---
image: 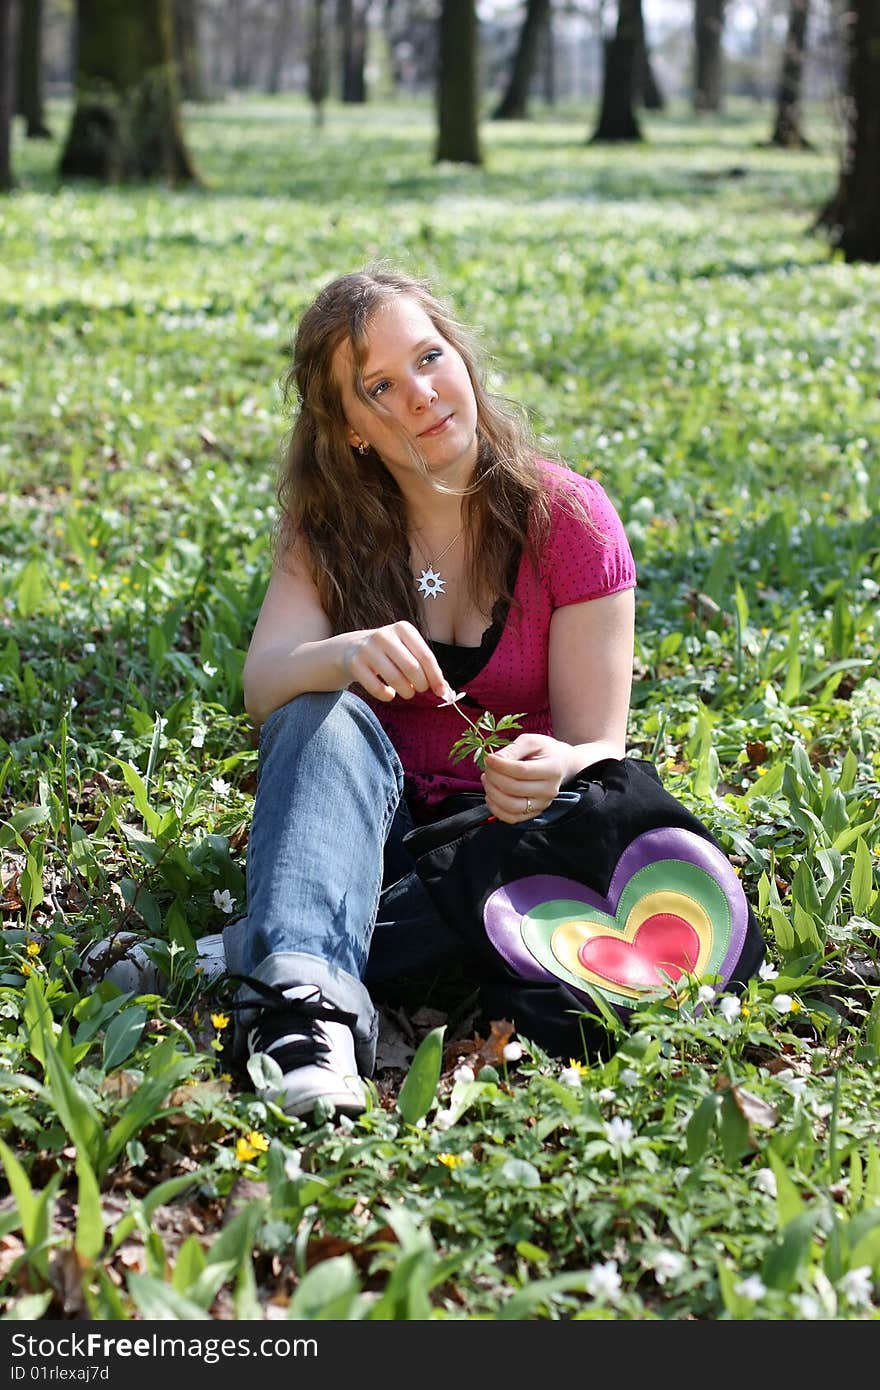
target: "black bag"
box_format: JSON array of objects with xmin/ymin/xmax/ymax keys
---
[{"xmin": 403, "ymin": 757, "xmax": 766, "ymax": 1061}]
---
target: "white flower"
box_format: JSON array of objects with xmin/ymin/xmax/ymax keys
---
[
  {"xmin": 839, "ymin": 1267, "xmax": 873, "ymax": 1307},
  {"xmin": 791, "ymin": 1292, "xmax": 821, "ymax": 1319},
  {"xmin": 191, "ymin": 728, "xmax": 206, "ymax": 748},
  {"xmin": 604, "ymin": 1116, "xmax": 635, "ymax": 1150},
  {"xmin": 213, "ymin": 888, "xmax": 235, "ymax": 914},
  {"xmin": 754, "ymin": 1167, "xmax": 777, "ymax": 1196},
  {"xmin": 782, "ymin": 1075, "xmax": 808, "ymax": 1097},
  {"xmin": 772, "ymin": 993, "xmax": 795, "ymax": 1012},
  {"xmin": 283, "ymin": 1150, "xmax": 303, "ymax": 1179},
  {"xmin": 584, "ymin": 1259, "xmax": 622, "ymax": 1303},
  {"xmin": 202, "ymin": 662, "xmax": 218, "ymax": 678},
  {"xmin": 697, "ymin": 984, "xmax": 716, "ymax": 1004},
  {"xmin": 759, "ymin": 961, "xmax": 779, "ymax": 981},
  {"xmin": 109, "ymin": 729, "xmax": 124, "ymax": 744},
  {"xmin": 597, "ymin": 1087, "xmax": 616, "ymax": 1103},
  {"xmin": 83, "ymin": 641, "xmax": 97, "ymax": 654},
  {"xmin": 503, "ymin": 1041, "xmax": 524, "ymax": 1062},
  {"xmin": 437, "ymin": 687, "xmax": 466, "ymax": 707},
  {"xmin": 735, "ymin": 1275, "xmax": 767, "ymax": 1302},
  {"xmin": 559, "ymin": 1065, "xmax": 583, "ymax": 1087},
  {"xmin": 620, "ymin": 1067, "xmax": 639, "ymax": 1086},
  {"xmin": 453, "ymin": 1064, "xmax": 475, "ymax": 1085},
  {"xmin": 718, "ymin": 995, "xmax": 742, "ymax": 1022},
  {"xmin": 652, "ymin": 1250, "xmax": 686, "ymax": 1285},
  {"xmin": 434, "ymin": 1109, "xmax": 456, "ymax": 1131},
  {"xmin": 210, "ymin": 776, "xmax": 231, "ymax": 796}
]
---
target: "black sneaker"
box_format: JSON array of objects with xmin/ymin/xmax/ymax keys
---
[{"xmin": 235, "ymin": 977, "xmax": 366, "ymax": 1120}]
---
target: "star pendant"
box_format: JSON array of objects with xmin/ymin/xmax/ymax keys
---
[{"xmin": 416, "ymin": 567, "xmax": 447, "ymax": 599}]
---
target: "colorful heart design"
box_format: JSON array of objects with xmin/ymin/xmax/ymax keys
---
[{"xmin": 482, "ymin": 827, "xmax": 748, "ymax": 1010}]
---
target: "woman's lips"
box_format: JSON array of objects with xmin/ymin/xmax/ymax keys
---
[{"xmin": 419, "ymin": 413, "xmax": 452, "ymax": 437}]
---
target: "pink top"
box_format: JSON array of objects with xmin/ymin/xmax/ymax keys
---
[{"xmin": 359, "ymin": 461, "xmax": 637, "ymax": 815}]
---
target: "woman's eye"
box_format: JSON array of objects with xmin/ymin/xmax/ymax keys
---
[
  {"xmin": 421, "ymin": 349, "xmax": 442, "ymax": 365},
  {"xmin": 369, "ymin": 380, "xmax": 390, "ymax": 399}
]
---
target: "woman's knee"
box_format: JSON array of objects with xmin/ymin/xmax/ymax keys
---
[{"xmin": 259, "ymin": 691, "xmax": 402, "ymax": 783}]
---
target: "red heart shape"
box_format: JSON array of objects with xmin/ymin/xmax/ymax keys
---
[{"xmin": 577, "ymin": 913, "xmax": 700, "ymax": 990}]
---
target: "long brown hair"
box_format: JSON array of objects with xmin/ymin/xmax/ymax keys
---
[{"xmin": 276, "ymin": 265, "xmax": 553, "ymax": 633}]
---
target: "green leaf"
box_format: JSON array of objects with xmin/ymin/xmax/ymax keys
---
[
  {"xmin": 768, "ymin": 1148, "xmax": 805, "ymax": 1226},
  {"xmin": 127, "ymin": 1273, "xmax": 213, "ymax": 1320},
  {"xmin": 397, "ymin": 1025, "xmax": 445, "ymax": 1127},
  {"xmin": 116, "ymin": 760, "xmax": 163, "ymax": 836},
  {"xmin": 16, "ymin": 559, "xmax": 47, "ymax": 618},
  {"xmin": 850, "ymin": 838, "xmax": 876, "ymax": 917},
  {"xmin": 171, "ymin": 1235, "xmax": 207, "ymax": 1293},
  {"xmin": 102, "ymin": 1005, "xmax": 148, "ymax": 1072},
  {"xmin": 686, "ymin": 1093, "xmax": 719, "ymax": 1164},
  {"xmin": 288, "ymin": 1255, "xmax": 363, "ymax": 1320},
  {"xmin": 0, "ymin": 1139, "xmax": 36, "ymax": 1241},
  {"xmin": 74, "ymin": 1153, "xmax": 105, "ymax": 1263},
  {"xmin": 719, "ymin": 1089, "xmax": 753, "ymax": 1166},
  {"xmin": 761, "ymin": 1210, "xmax": 820, "ymax": 1291},
  {"xmin": 499, "ymin": 1270, "xmax": 595, "ymax": 1319},
  {"xmin": 1, "ymin": 1292, "xmax": 54, "ymax": 1321}
]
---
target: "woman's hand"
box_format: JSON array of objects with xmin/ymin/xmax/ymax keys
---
[
  {"xmin": 342, "ymin": 621, "xmax": 448, "ymax": 703},
  {"xmin": 481, "ymin": 733, "xmax": 572, "ymax": 824}
]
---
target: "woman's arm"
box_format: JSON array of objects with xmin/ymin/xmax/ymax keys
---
[
  {"xmin": 243, "ymin": 551, "xmax": 448, "ymax": 728},
  {"xmin": 481, "ymin": 588, "xmax": 635, "ymax": 821}
]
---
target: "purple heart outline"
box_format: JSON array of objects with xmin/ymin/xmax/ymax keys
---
[{"xmin": 483, "ymin": 827, "xmax": 749, "ymax": 997}]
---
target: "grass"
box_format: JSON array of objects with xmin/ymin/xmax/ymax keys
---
[{"xmin": 0, "ymin": 93, "xmax": 879, "ymax": 1322}]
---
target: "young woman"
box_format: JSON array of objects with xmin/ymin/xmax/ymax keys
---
[{"xmin": 217, "ymin": 265, "xmax": 637, "ymax": 1118}]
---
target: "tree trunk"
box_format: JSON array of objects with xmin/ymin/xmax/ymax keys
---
[
  {"xmin": 694, "ymin": 0, "xmax": 725, "ymax": 112},
  {"xmin": 822, "ymin": 0, "xmax": 880, "ymax": 262},
  {"xmin": 266, "ymin": 0, "xmax": 293, "ymax": 94},
  {"xmin": 590, "ymin": 0, "xmax": 643, "ymax": 142},
  {"xmin": 435, "ymin": 0, "xmax": 482, "ymax": 164},
  {"xmin": 0, "ymin": 0, "xmax": 14, "ymax": 190},
  {"xmin": 173, "ymin": 0, "xmax": 204, "ymax": 102},
  {"xmin": 638, "ymin": 10, "xmax": 665, "ymax": 111},
  {"xmin": 492, "ymin": 0, "xmax": 550, "ymax": 120},
  {"xmin": 338, "ymin": 0, "xmax": 367, "ymax": 102},
  {"xmin": 770, "ymin": 0, "xmax": 812, "ymax": 148},
  {"xmin": 59, "ymin": 0, "xmax": 198, "ymax": 182},
  {"xmin": 17, "ymin": 0, "xmax": 51, "ymax": 137},
  {"xmin": 309, "ymin": 0, "xmax": 329, "ymax": 126}
]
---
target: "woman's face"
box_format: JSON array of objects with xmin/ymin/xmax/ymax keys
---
[{"xmin": 332, "ymin": 295, "xmax": 479, "ymax": 488}]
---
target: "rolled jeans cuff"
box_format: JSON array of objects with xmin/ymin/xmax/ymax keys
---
[{"xmin": 228, "ymin": 941, "xmax": 378, "ymax": 1077}]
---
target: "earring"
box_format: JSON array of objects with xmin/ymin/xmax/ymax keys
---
[{"xmin": 356, "ymin": 440, "xmax": 369, "ymax": 455}]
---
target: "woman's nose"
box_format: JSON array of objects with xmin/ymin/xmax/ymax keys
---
[{"xmin": 409, "ymin": 376, "xmax": 438, "ymax": 411}]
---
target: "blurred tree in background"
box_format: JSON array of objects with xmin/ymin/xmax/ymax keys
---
[{"xmin": 58, "ymin": 0, "xmax": 198, "ymax": 181}]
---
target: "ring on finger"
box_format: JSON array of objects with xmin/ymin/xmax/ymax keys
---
[{"xmin": 524, "ymin": 798, "xmax": 533, "ymax": 815}]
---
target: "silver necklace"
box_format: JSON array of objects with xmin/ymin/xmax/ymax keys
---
[{"xmin": 412, "ymin": 527, "xmax": 463, "ymax": 599}]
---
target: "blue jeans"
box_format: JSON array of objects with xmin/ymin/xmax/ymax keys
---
[{"xmin": 223, "ymin": 691, "xmax": 465, "ymax": 1075}]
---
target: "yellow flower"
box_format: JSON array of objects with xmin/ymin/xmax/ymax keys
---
[
  {"xmin": 567, "ymin": 1058, "xmax": 589, "ymax": 1076},
  {"xmin": 26, "ymin": 941, "xmax": 41, "ymax": 957},
  {"xmin": 438, "ymin": 1152, "xmax": 463, "ymax": 1169},
  {"xmin": 121, "ymin": 575, "xmax": 130, "ymax": 585},
  {"xmin": 20, "ymin": 962, "xmax": 34, "ymax": 977},
  {"xmin": 58, "ymin": 580, "xmax": 71, "ymax": 591},
  {"xmin": 210, "ymin": 1012, "xmax": 230, "ymax": 1031},
  {"xmin": 790, "ymin": 1000, "xmax": 802, "ymax": 1013},
  {"xmin": 236, "ymin": 1137, "xmax": 259, "ymax": 1162},
  {"xmin": 246, "ymin": 1130, "xmax": 269, "ymax": 1153},
  {"xmin": 89, "ymin": 537, "xmax": 99, "ymax": 547}
]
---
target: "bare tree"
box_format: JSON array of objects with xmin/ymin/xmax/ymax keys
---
[
  {"xmin": 0, "ymin": 0, "xmax": 14, "ymax": 189},
  {"xmin": 309, "ymin": 0, "xmax": 329, "ymax": 125},
  {"xmin": 492, "ymin": 0, "xmax": 551, "ymax": 120},
  {"xmin": 173, "ymin": 0, "xmax": 205, "ymax": 101},
  {"xmin": 17, "ymin": 0, "xmax": 52, "ymax": 137},
  {"xmin": 59, "ymin": 0, "xmax": 198, "ymax": 183},
  {"xmin": 770, "ymin": 0, "xmax": 812, "ymax": 147},
  {"xmin": 436, "ymin": 0, "xmax": 482, "ymax": 163},
  {"xmin": 820, "ymin": 0, "xmax": 880, "ymax": 261},
  {"xmin": 590, "ymin": 0, "xmax": 643, "ymax": 142},
  {"xmin": 266, "ymin": 0, "xmax": 294, "ymax": 94},
  {"xmin": 338, "ymin": 0, "xmax": 368, "ymax": 101},
  {"xmin": 694, "ymin": 0, "xmax": 725, "ymax": 112}
]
